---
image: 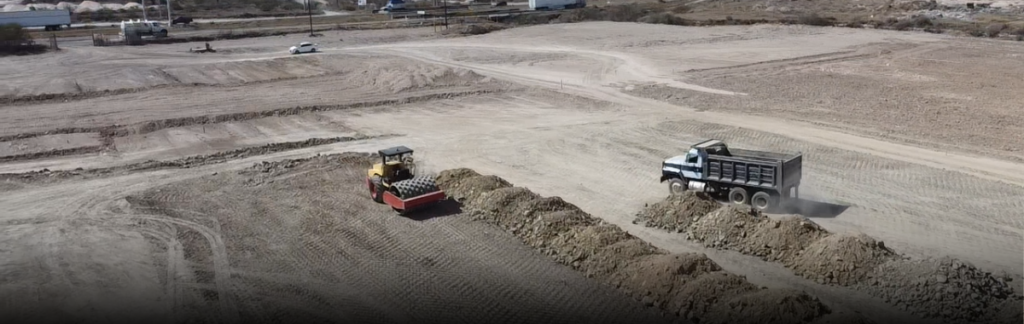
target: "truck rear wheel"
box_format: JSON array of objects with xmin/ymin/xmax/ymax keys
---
[
  {"xmin": 667, "ymin": 178, "xmax": 687, "ymax": 195},
  {"xmin": 728, "ymin": 187, "xmax": 748, "ymax": 205},
  {"xmin": 751, "ymin": 191, "xmax": 774, "ymax": 211}
]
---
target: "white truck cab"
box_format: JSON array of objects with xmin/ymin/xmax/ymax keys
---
[
  {"xmin": 119, "ymin": 19, "xmax": 169, "ymax": 38},
  {"xmin": 381, "ymin": 0, "xmax": 407, "ymax": 11}
]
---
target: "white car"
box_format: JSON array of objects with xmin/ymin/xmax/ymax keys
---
[{"xmin": 289, "ymin": 42, "xmax": 319, "ymax": 54}]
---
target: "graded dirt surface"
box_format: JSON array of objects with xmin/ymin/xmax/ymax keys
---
[
  {"xmin": 1, "ymin": 154, "xmax": 677, "ymax": 324},
  {"xmin": 2, "ymin": 21, "xmax": 1024, "ymax": 324}
]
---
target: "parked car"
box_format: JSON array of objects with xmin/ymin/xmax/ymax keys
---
[
  {"xmin": 289, "ymin": 42, "xmax": 319, "ymax": 54},
  {"xmin": 171, "ymin": 16, "xmax": 194, "ymax": 26}
]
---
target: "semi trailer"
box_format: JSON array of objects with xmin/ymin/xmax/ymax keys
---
[
  {"xmin": 660, "ymin": 139, "xmax": 803, "ymax": 211},
  {"xmin": 0, "ymin": 10, "xmax": 72, "ymax": 31}
]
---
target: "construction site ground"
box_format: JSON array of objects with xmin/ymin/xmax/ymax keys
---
[{"xmin": 1, "ymin": 23, "xmax": 1023, "ymax": 323}]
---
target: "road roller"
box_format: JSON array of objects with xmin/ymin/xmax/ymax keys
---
[{"xmin": 365, "ymin": 146, "xmax": 446, "ymax": 215}]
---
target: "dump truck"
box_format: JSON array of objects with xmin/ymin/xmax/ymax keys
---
[
  {"xmin": 0, "ymin": 10, "xmax": 72, "ymax": 31},
  {"xmin": 366, "ymin": 146, "xmax": 447, "ymax": 215},
  {"xmin": 660, "ymin": 139, "xmax": 803, "ymax": 211}
]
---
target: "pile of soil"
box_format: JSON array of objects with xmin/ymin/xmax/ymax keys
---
[
  {"xmin": 744, "ymin": 216, "xmax": 830, "ymax": 265},
  {"xmin": 703, "ymin": 289, "xmax": 830, "ymax": 324},
  {"xmin": 437, "ymin": 169, "xmax": 840, "ymax": 324},
  {"xmin": 633, "ymin": 192, "xmax": 720, "ymax": 233},
  {"xmin": 528, "ymin": 210, "xmax": 599, "ymax": 252},
  {"xmin": 443, "ymin": 174, "xmax": 513, "ymax": 202},
  {"xmin": 632, "ymin": 194, "xmax": 1023, "ymax": 323},
  {"xmin": 982, "ymin": 298, "xmax": 1024, "ymax": 324},
  {"xmin": 435, "ymin": 168, "xmax": 482, "ymax": 192},
  {"xmin": 670, "ymin": 272, "xmax": 762, "ymax": 321},
  {"xmin": 858, "ymin": 257, "xmax": 1023, "ymax": 323},
  {"xmin": 790, "ymin": 234, "xmax": 895, "ymax": 286},
  {"xmin": 687, "ymin": 206, "xmax": 764, "ymax": 250}
]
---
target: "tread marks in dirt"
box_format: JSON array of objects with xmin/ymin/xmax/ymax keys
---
[
  {"xmin": 123, "ymin": 154, "xmax": 669, "ymax": 324},
  {"xmin": 436, "ymin": 168, "xmax": 840, "ymax": 324},
  {"xmin": 0, "ymin": 88, "xmax": 504, "ymax": 144},
  {"xmin": 0, "ymin": 135, "xmax": 388, "ymax": 185},
  {"xmin": 130, "ymin": 213, "xmax": 242, "ymax": 323}
]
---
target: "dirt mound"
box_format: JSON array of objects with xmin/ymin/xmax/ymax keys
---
[
  {"xmin": 790, "ymin": 234, "xmax": 895, "ymax": 286},
  {"xmin": 527, "ymin": 209, "xmax": 600, "ymax": 258},
  {"xmin": 435, "ymin": 168, "xmax": 481, "ymax": 191},
  {"xmin": 613, "ymin": 253, "xmax": 725, "ymax": 308},
  {"xmin": 670, "ymin": 272, "xmax": 762, "ymax": 321},
  {"xmin": 687, "ymin": 206, "xmax": 765, "ymax": 249},
  {"xmin": 634, "ymin": 192, "xmax": 720, "ymax": 233},
  {"xmin": 859, "ymin": 257, "xmax": 1022, "ymax": 322},
  {"xmin": 530, "ymin": 210, "xmax": 599, "ymax": 242},
  {"xmin": 983, "ymin": 298, "xmax": 1024, "ymax": 324},
  {"xmin": 808, "ymin": 312, "xmax": 879, "ymax": 324},
  {"xmin": 441, "ymin": 174, "xmax": 512, "ymax": 202},
  {"xmin": 577, "ymin": 233, "xmax": 655, "ymax": 278},
  {"xmin": 373, "ymin": 66, "xmax": 490, "ymax": 93},
  {"xmin": 744, "ymin": 216, "xmax": 831, "ymax": 265},
  {"xmin": 703, "ymin": 289, "xmax": 831, "ymax": 324},
  {"xmin": 446, "ymin": 168, "xmax": 835, "ymax": 324},
  {"xmin": 469, "ymin": 186, "xmax": 543, "ymax": 229}
]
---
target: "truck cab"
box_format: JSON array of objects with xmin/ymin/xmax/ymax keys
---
[
  {"xmin": 381, "ymin": 0, "xmax": 407, "ymax": 12},
  {"xmin": 661, "ymin": 140, "xmax": 732, "ymax": 182}
]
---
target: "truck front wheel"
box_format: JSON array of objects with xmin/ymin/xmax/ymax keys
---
[
  {"xmin": 751, "ymin": 191, "xmax": 775, "ymax": 211},
  {"xmin": 728, "ymin": 187, "xmax": 748, "ymax": 206},
  {"xmin": 667, "ymin": 178, "xmax": 687, "ymax": 195}
]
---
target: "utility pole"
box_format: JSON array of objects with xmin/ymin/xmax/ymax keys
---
[
  {"xmin": 142, "ymin": 0, "xmax": 148, "ymax": 21},
  {"xmin": 442, "ymin": 0, "xmax": 448, "ymax": 29},
  {"xmin": 307, "ymin": 0, "xmax": 314, "ymax": 36},
  {"xmin": 166, "ymin": 0, "xmax": 172, "ymax": 26}
]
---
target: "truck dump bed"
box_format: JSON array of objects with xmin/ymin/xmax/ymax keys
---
[{"xmin": 705, "ymin": 147, "xmax": 802, "ymax": 191}]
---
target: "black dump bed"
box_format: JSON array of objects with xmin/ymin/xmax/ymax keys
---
[{"xmin": 703, "ymin": 146, "xmax": 802, "ymax": 191}]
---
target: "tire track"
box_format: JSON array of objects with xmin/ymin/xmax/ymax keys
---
[
  {"xmin": 120, "ymin": 154, "xmax": 675, "ymax": 324},
  {"xmin": 355, "ymin": 42, "xmax": 1024, "ymax": 188},
  {"xmin": 0, "ymin": 88, "xmax": 504, "ymax": 143},
  {"xmin": 126, "ymin": 213, "xmax": 241, "ymax": 323}
]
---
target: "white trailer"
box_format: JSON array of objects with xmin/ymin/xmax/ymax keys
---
[
  {"xmin": 529, "ymin": 0, "xmax": 584, "ymax": 10},
  {"xmin": 0, "ymin": 10, "xmax": 72, "ymax": 31}
]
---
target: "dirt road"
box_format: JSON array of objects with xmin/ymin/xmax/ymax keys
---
[{"xmin": 1, "ymin": 22, "xmax": 1022, "ymax": 323}]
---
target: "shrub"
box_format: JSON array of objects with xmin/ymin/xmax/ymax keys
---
[
  {"xmin": 985, "ymin": 23, "xmax": 1005, "ymax": 37},
  {"xmin": 0, "ymin": 24, "xmax": 45, "ymax": 55},
  {"xmin": 638, "ymin": 12, "xmax": 689, "ymax": 26},
  {"xmin": 797, "ymin": 13, "xmax": 834, "ymax": 27}
]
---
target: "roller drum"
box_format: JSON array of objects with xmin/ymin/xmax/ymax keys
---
[{"xmin": 391, "ymin": 175, "xmax": 441, "ymax": 199}]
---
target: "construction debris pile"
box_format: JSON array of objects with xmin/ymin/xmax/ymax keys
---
[
  {"xmin": 634, "ymin": 194, "xmax": 1024, "ymax": 324},
  {"xmin": 436, "ymin": 168, "xmax": 863, "ymax": 324}
]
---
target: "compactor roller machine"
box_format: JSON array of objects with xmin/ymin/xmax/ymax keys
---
[{"xmin": 366, "ymin": 146, "xmax": 446, "ymax": 215}]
